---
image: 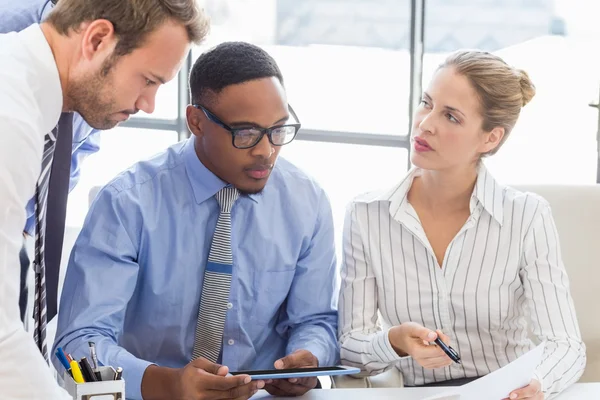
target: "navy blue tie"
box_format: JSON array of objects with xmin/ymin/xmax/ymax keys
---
[{"xmin": 44, "ymin": 112, "xmax": 73, "ymax": 321}]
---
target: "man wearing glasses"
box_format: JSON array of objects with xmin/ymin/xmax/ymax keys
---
[{"xmin": 53, "ymin": 42, "xmax": 339, "ymax": 400}]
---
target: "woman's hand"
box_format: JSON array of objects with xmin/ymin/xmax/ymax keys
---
[
  {"xmin": 505, "ymin": 379, "xmax": 543, "ymax": 399},
  {"xmin": 388, "ymin": 322, "xmax": 453, "ymax": 369}
]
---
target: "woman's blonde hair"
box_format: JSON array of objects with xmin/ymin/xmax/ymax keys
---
[{"xmin": 439, "ymin": 50, "xmax": 536, "ymax": 156}]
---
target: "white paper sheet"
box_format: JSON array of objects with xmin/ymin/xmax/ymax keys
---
[{"xmin": 423, "ymin": 342, "xmax": 545, "ymax": 400}]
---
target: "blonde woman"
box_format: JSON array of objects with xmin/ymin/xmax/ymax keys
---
[{"xmin": 338, "ymin": 51, "xmax": 586, "ymax": 400}]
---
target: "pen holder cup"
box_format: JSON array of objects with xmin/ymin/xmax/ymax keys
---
[{"xmin": 63, "ymin": 366, "xmax": 125, "ymax": 400}]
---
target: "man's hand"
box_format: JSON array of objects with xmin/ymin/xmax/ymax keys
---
[
  {"xmin": 505, "ymin": 379, "xmax": 543, "ymax": 400},
  {"xmin": 264, "ymin": 350, "xmax": 319, "ymax": 397},
  {"xmin": 388, "ymin": 322, "xmax": 454, "ymax": 369},
  {"xmin": 141, "ymin": 357, "xmax": 264, "ymax": 400}
]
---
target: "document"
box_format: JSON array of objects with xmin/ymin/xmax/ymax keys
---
[{"xmin": 424, "ymin": 342, "xmax": 545, "ymax": 400}]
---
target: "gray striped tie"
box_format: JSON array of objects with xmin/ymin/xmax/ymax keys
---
[
  {"xmin": 192, "ymin": 186, "xmax": 240, "ymax": 362},
  {"xmin": 33, "ymin": 131, "xmax": 57, "ymax": 363},
  {"xmin": 33, "ymin": 113, "xmax": 72, "ymax": 362}
]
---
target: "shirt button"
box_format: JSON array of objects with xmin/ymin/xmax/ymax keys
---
[
  {"xmin": 227, "ymin": 302, "xmax": 233, "ymax": 309},
  {"xmin": 228, "ymin": 339, "xmax": 235, "ymax": 345}
]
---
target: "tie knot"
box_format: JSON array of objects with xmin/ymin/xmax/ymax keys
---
[{"xmin": 215, "ymin": 186, "xmax": 239, "ymax": 213}]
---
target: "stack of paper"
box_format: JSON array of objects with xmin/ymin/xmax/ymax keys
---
[{"xmin": 424, "ymin": 342, "xmax": 545, "ymax": 400}]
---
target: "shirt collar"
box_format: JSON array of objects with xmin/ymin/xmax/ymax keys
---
[
  {"xmin": 183, "ymin": 136, "xmax": 260, "ymax": 204},
  {"xmin": 472, "ymin": 163, "xmax": 505, "ymax": 225},
  {"xmin": 382, "ymin": 168, "xmax": 417, "ymax": 222},
  {"xmin": 380, "ymin": 163, "xmax": 504, "ymax": 225}
]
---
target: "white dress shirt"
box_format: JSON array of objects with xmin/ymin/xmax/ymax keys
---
[
  {"xmin": 0, "ymin": 24, "xmax": 70, "ymax": 399},
  {"xmin": 338, "ymin": 165, "xmax": 586, "ymax": 399}
]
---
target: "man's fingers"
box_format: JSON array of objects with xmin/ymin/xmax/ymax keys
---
[
  {"xmin": 275, "ymin": 350, "xmax": 315, "ymax": 369},
  {"xmin": 232, "ymin": 391, "xmax": 259, "ymax": 400},
  {"xmin": 264, "ymin": 379, "xmax": 312, "ymax": 396},
  {"xmin": 275, "ymin": 350, "xmax": 301, "ymax": 369},
  {"xmin": 264, "ymin": 380, "xmax": 296, "ymax": 397},
  {"xmin": 190, "ymin": 357, "xmax": 224, "ymax": 375},
  {"xmin": 206, "ymin": 380, "xmax": 264, "ymax": 400},
  {"xmin": 232, "ymin": 394, "xmax": 256, "ymax": 400},
  {"xmin": 267, "ymin": 379, "xmax": 296, "ymax": 393},
  {"xmin": 264, "ymin": 383, "xmax": 288, "ymax": 397},
  {"xmin": 223, "ymin": 381, "xmax": 264, "ymax": 400},
  {"xmin": 291, "ymin": 377, "xmax": 318, "ymax": 389},
  {"xmin": 204, "ymin": 383, "xmax": 256, "ymax": 400},
  {"xmin": 197, "ymin": 370, "xmax": 252, "ymax": 391}
]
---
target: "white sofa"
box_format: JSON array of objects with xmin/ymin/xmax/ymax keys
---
[
  {"xmin": 512, "ymin": 184, "xmax": 600, "ymax": 383},
  {"xmin": 333, "ymin": 184, "xmax": 600, "ymax": 388}
]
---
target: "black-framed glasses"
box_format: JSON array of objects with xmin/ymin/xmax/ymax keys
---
[{"xmin": 193, "ymin": 104, "xmax": 301, "ymax": 149}]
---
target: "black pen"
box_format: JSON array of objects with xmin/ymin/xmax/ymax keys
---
[
  {"xmin": 434, "ymin": 337, "xmax": 461, "ymax": 364},
  {"xmin": 80, "ymin": 357, "xmax": 98, "ymax": 382}
]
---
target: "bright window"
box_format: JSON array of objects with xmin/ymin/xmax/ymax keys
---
[{"xmin": 66, "ymin": 0, "xmax": 600, "ymax": 231}]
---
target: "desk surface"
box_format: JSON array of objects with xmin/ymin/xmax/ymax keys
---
[{"xmin": 254, "ymin": 383, "xmax": 600, "ymax": 399}]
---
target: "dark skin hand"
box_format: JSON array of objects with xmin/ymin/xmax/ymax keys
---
[
  {"xmin": 141, "ymin": 356, "xmax": 264, "ymax": 400},
  {"xmin": 263, "ymin": 350, "xmax": 319, "ymax": 397}
]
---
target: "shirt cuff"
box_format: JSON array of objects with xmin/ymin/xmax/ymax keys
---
[
  {"xmin": 119, "ymin": 356, "xmax": 153, "ymax": 400},
  {"xmin": 288, "ymin": 339, "xmax": 333, "ymax": 367},
  {"xmin": 370, "ymin": 329, "xmax": 406, "ymax": 364},
  {"xmin": 23, "ymin": 218, "xmax": 35, "ymax": 237},
  {"xmin": 533, "ymin": 370, "xmax": 545, "ymax": 393}
]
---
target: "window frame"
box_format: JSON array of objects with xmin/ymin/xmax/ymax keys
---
[
  {"xmin": 121, "ymin": 0, "xmax": 426, "ymax": 172},
  {"xmin": 120, "ymin": 0, "xmax": 600, "ymax": 183}
]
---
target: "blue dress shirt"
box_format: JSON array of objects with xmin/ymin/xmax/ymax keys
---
[
  {"xmin": 0, "ymin": 0, "xmax": 101, "ymax": 234},
  {"xmin": 53, "ymin": 137, "xmax": 339, "ymax": 400}
]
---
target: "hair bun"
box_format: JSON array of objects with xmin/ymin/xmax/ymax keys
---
[{"xmin": 517, "ymin": 69, "xmax": 536, "ymax": 107}]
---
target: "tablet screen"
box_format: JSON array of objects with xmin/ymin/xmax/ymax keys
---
[{"xmin": 230, "ymin": 366, "xmax": 347, "ymax": 376}]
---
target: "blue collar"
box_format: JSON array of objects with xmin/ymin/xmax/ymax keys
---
[{"xmin": 183, "ymin": 136, "xmax": 261, "ymax": 204}]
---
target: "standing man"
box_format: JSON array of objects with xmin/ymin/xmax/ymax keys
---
[
  {"xmin": 0, "ymin": 0, "xmax": 209, "ymax": 398},
  {"xmin": 0, "ymin": 0, "xmax": 101, "ymax": 324}
]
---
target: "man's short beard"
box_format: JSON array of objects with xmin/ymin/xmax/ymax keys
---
[{"xmin": 66, "ymin": 56, "xmax": 119, "ymax": 130}]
